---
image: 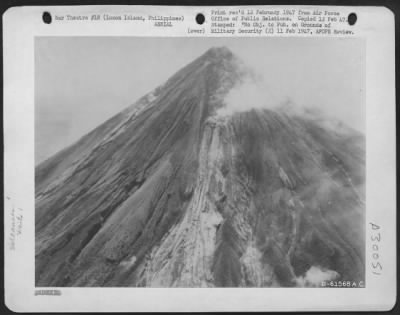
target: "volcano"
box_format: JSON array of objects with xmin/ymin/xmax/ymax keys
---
[{"xmin": 35, "ymin": 47, "xmax": 365, "ymax": 287}]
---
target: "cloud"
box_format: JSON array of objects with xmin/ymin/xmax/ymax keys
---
[
  {"xmin": 217, "ymin": 76, "xmax": 288, "ymax": 116},
  {"xmin": 214, "ymin": 59, "xmax": 364, "ymax": 136},
  {"xmin": 296, "ymin": 265, "xmax": 339, "ymax": 287}
]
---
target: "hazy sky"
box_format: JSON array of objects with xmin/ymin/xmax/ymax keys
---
[{"xmin": 35, "ymin": 37, "xmax": 365, "ymax": 164}]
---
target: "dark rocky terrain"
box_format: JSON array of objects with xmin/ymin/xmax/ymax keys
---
[{"xmin": 35, "ymin": 47, "xmax": 365, "ymax": 287}]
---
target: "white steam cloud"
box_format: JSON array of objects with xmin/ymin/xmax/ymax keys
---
[
  {"xmin": 216, "ymin": 73, "xmax": 359, "ymax": 137},
  {"xmin": 217, "ymin": 77, "xmax": 288, "ymax": 116},
  {"xmin": 296, "ymin": 265, "xmax": 339, "ymax": 287}
]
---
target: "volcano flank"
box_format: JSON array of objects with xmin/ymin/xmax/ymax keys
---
[{"xmin": 35, "ymin": 47, "xmax": 365, "ymax": 287}]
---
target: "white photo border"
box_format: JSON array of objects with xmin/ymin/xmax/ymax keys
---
[{"xmin": 3, "ymin": 5, "xmax": 396, "ymax": 312}]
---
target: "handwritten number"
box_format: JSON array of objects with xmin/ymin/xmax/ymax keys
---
[
  {"xmin": 371, "ymin": 233, "xmax": 381, "ymax": 242},
  {"xmin": 372, "ymin": 261, "xmax": 383, "ymax": 270}
]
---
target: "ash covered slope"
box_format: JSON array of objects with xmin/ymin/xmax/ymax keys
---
[{"xmin": 35, "ymin": 47, "xmax": 365, "ymax": 287}]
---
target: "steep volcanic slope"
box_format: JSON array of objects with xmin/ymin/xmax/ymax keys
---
[{"xmin": 35, "ymin": 47, "xmax": 365, "ymax": 287}]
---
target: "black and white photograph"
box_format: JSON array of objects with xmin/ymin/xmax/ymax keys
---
[
  {"xmin": 3, "ymin": 5, "xmax": 396, "ymax": 312},
  {"xmin": 35, "ymin": 37, "xmax": 366, "ymax": 288}
]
